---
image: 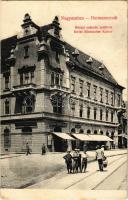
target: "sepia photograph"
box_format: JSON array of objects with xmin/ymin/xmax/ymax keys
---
[{"xmin": 0, "ymin": 1, "xmax": 127, "ymax": 200}]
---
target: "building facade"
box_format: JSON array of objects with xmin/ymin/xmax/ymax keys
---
[{"xmin": 1, "ymin": 14, "xmax": 126, "ymax": 153}]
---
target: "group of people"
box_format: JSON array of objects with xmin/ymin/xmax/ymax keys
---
[
  {"xmin": 63, "ymin": 149, "xmax": 88, "ymax": 174},
  {"xmin": 63, "ymin": 145, "xmax": 108, "ymax": 174}
]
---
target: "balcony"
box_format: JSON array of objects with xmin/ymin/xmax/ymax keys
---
[
  {"xmin": 11, "ymin": 83, "xmax": 36, "ymax": 96},
  {"xmin": 50, "ymin": 85, "xmax": 70, "ymax": 96}
]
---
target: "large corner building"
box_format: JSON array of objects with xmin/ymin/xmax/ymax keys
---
[{"xmin": 1, "ymin": 14, "xmax": 126, "ymax": 153}]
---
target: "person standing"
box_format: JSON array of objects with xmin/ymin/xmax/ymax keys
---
[
  {"xmin": 26, "ymin": 142, "xmax": 31, "ymax": 156},
  {"xmin": 42, "ymin": 144, "xmax": 46, "ymax": 155},
  {"xmin": 82, "ymin": 151, "xmax": 88, "ymax": 173},
  {"xmin": 96, "ymin": 145, "xmax": 104, "ymax": 171},
  {"xmin": 63, "ymin": 150, "xmax": 72, "ymax": 174},
  {"xmin": 77, "ymin": 149, "xmax": 82, "ymax": 173}
]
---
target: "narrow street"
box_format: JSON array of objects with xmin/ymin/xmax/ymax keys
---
[{"xmin": 27, "ymin": 154, "xmax": 127, "ymax": 190}]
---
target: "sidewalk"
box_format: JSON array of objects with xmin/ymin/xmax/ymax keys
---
[{"xmin": 0, "ymin": 149, "xmax": 127, "ymax": 159}]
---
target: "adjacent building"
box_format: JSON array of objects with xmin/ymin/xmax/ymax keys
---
[{"xmin": 1, "ymin": 14, "xmax": 126, "ymax": 153}]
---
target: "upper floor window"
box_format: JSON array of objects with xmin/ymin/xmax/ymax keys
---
[
  {"xmin": 105, "ymin": 90, "xmax": 109, "ymax": 104},
  {"xmin": 93, "ymin": 85, "xmax": 97, "ymax": 101},
  {"xmin": 87, "ymin": 82, "xmax": 91, "ymax": 98},
  {"xmin": 4, "ymin": 75, "xmax": 10, "ymax": 90},
  {"xmin": 79, "ymin": 80, "xmax": 84, "ymax": 96},
  {"xmin": 22, "ymin": 95, "xmax": 35, "ymax": 113},
  {"xmin": 111, "ymin": 111, "xmax": 114, "ymax": 122},
  {"xmin": 20, "ymin": 71, "xmax": 35, "ymax": 85},
  {"xmin": 71, "ymin": 76, "xmax": 76, "ymax": 93},
  {"xmin": 87, "ymin": 106, "xmax": 90, "ymax": 119},
  {"xmin": 111, "ymin": 92, "xmax": 114, "ymax": 106},
  {"xmin": 79, "ymin": 104, "xmax": 83, "ymax": 117},
  {"xmin": 5, "ymin": 99, "xmax": 10, "ymax": 115},
  {"xmin": 52, "ymin": 95, "xmax": 62, "ymax": 114},
  {"xmin": 100, "ymin": 109, "xmax": 103, "ymax": 121},
  {"xmin": 51, "ymin": 72, "xmax": 63, "ymax": 87},
  {"xmin": 100, "ymin": 87, "xmax": 103, "ymax": 103},
  {"xmin": 94, "ymin": 107, "xmax": 97, "ymax": 120},
  {"xmin": 55, "ymin": 52, "xmax": 60, "ymax": 63},
  {"xmin": 24, "ymin": 46, "xmax": 29, "ymax": 58},
  {"xmin": 117, "ymin": 94, "xmax": 121, "ymax": 107},
  {"xmin": 106, "ymin": 109, "xmax": 109, "ymax": 121}
]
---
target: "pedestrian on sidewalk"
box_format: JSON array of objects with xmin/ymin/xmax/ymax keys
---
[
  {"xmin": 77, "ymin": 149, "xmax": 82, "ymax": 173},
  {"xmin": 82, "ymin": 151, "xmax": 88, "ymax": 173},
  {"xmin": 72, "ymin": 149, "xmax": 79, "ymax": 173},
  {"xmin": 63, "ymin": 150, "xmax": 72, "ymax": 174},
  {"xmin": 42, "ymin": 144, "xmax": 46, "ymax": 155},
  {"xmin": 26, "ymin": 142, "xmax": 31, "ymax": 156},
  {"xmin": 96, "ymin": 145, "xmax": 104, "ymax": 171}
]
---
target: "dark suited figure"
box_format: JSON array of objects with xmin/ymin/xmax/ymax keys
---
[
  {"xmin": 96, "ymin": 145, "xmax": 104, "ymax": 171},
  {"xmin": 42, "ymin": 144, "xmax": 46, "ymax": 155},
  {"xmin": 63, "ymin": 151, "xmax": 72, "ymax": 174},
  {"xmin": 26, "ymin": 142, "xmax": 31, "ymax": 155},
  {"xmin": 82, "ymin": 151, "xmax": 88, "ymax": 172},
  {"xmin": 77, "ymin": 149, "xmax": 82, "ymax": 173}
]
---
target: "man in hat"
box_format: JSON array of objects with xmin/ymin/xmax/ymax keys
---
[
  {"xmin": 63, "ymin": 150, "xmax": 72, "ymax": 174},
  {"xmin": 72, "ymin": 149, "xmax": 79, "ymax": 173},
  {"xmin": 77, "ymin": 149, "xmax": 82, "ymax": 173}
]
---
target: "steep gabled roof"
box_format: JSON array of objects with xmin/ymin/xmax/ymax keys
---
[{"xmin": 1, "ymin": 23, "xmax": 124, "ymax": 89}]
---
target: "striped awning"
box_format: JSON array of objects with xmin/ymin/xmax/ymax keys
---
[
  {"xmin": 52, "ymin": 132, "xmax": 75, "ymax": 140},
  {"xmin": 72, "ymin": 134, "xmax": 113, "ymax": 141}
]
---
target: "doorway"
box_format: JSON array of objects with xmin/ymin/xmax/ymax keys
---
[{"xmin": 53, "ymin": 127, "xmax": 67, "ymax": 152}]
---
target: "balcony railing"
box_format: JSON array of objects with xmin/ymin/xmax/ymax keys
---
[
  {"xmin": 12, "ymin": 83, "xmax": 36, "ymax": 92},
  {"xmin": 50, "ymin": 85, "xmax": 70, "ymax": 95}
]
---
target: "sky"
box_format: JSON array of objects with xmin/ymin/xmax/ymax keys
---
[{"xmin": 1, "ymin": 1, "xmax": 127, "ymax": 100}]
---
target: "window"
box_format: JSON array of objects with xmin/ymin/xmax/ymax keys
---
[
  {"xmin": 22, "ymin": 95, "xmax": 35, "ymax": 113},
  {"xmin": 55, "ymin": 52, "xmax": 60, "ymax": 63},
  {"xmin": 87, "ymin": 82, "xmax": 91, "ymax": 98},
  {"xmin": 55, "ymin": 73, "xmax": 59, "ymax": 86},
  {"xmin": 94, "ymin": 107, "xmax": 97, "ymax": 120},
  {"xmin": 100, "ymin": 109, "xmax": 103, "ymax": 121},
  {"xmin": 5, "ymin": 99, "xmax": 10, "ymax": 114},
  {"xmin": 22, "ymin": 127, "xmax": 32, "ymax": 134},
  {"xmin": 52, "ymin": 95, "xmax": 62, "ymax": 114},
  {"xmin": 93, "ymin": 85, "xmax": 97, "ymax": 101},
  {"xmin": 71, "ymin": 76, "xmax": 75, "ymax": 93},
  {"xmin": 117, "ymin": 94, "xmax": 121, "ymax": 107},
  {"xmin": 94, "ymin": 130, "xmax": 97, "ymax": 134},
  {"xmin": 87, "ymin": 129, "xmax": 91, "ymax": 134},
  {"xmin": 100, "ymin": 131, "xmax": 103, "ymax": 135},
  {"xmin": 100, "ymin": 87, "xmax": 103, "ymax": 103},
  {"xmin": 4, "ymin": 129, "xmax": 11, "ymax": 148},
  {"xmin": 106, "ymin": 109, "xmax": 109, "ymax": 121},
  {"xmin": 51, "ymin": 72, "xmax": 54, "ymax": 86},
  {"xmin": 106, "ymin": 131, "xmax": 109, "ymax": 136},
  {"xmin": 79, "ymin": 80, "xmax": 84, "ymax": 96},
  {"xmin": 111, "ymin": 111, "xmax": 114, "ymax": 122},
  {"xmin": 87, "ymin": 107, "xmax": 90, "ymax": 119},
  {"xmin": 79, "ymin": 104, "xmax": 83, "ymax": 117},
  {"xmin": 24, "ymin": 46, "xmax": 29, "ymax": 58},
  {"xmin": 5, "ymin": 75, "xmax": 10, "ymax": 89},
  {"xmin": 71, "ymin": 128, "xmax": 76, "ymax": 133},
  {"xmin": 20, "ymin": 71, "xmax": 34, "ymax": 85},
  {"xmin": 105, "ymin": 90, "xmax": 109, "ymax": 104},
  {"xmin": 79, "ymin": 129, "xmax": 84, "ymax": 133},
  {"xmin": 111, "ymin": 92, "xmax": 114, "ymax": 106}
]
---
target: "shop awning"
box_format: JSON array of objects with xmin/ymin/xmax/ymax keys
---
[
  {"xmin": 52, "ymin": 132, "xmax": 75, "ymax": 140},
  {"xmin": 72, "ymin": 134, "xmax": 113, "ymax": 141},
  {"xmin": 90, "ymin": 135, "xmax": 113, "ymax": 141},
  {"xmin": 72, "ymin": 134, "xmax": 92, "ymax": 141}
]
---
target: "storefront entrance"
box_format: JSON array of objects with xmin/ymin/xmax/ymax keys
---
[{"xmin": 53, "ymin": 127, "xmax": 67, "ymax": 152}]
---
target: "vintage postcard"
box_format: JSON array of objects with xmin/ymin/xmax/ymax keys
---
[{"xmin": 0, "ymin": 1, "xmax": 127, "ymax": 200}]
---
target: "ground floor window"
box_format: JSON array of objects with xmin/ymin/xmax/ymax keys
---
[{"xmin": 4, "ymin": 128, "xmax": 11, "ymax": 148}]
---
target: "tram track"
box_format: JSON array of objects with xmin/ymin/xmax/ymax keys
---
[{"xmin": 64, "ymin": 154, "xmax": 126, "ymax": 190}]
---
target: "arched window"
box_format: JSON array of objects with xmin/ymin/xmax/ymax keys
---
[
  {"xmin": 111, "ymin": 131, "xmax": 114, "ymax": 139},
  {"xmin": 71, "ymin": 128, "xmax": 76, "ymax": 133},
  {"xmin": 94, "ymin": 130, "xmax": 97, "ymax": 134},
  {"xmin": 23, "ymin": 95, "xmax": 35, "ymax": 113},
  {"xmin": 5, "ymin": 99, "xmax": 10, "ymax": 114},
  {"xmin": 51, "ymin": 95, "xmax": 62, "ymax": 114},
  {"xmin": 87, "ymin": 129, "xmax": 91, "ymax": 134},
  {"xmin": 4, "ymin": 128, "xmax": 11, "ymax": 148},
  {"xmin": 106, "ymin": 131, "xmax": 109, "ymax": 136},
  {"xmin": 100, "ymin": 130, "xmax": 103, "ymax": 135},
  {"xmin": 79, "ymin": 129, "xmax": 84, "ymax": 134}
]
